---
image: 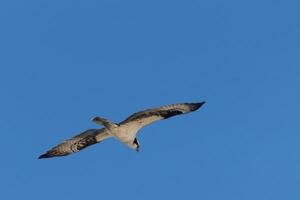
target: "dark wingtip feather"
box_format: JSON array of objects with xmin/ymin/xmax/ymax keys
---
[
  {"xmin": 38, "ymin": 153, "xmax": 50, "ymax": 159},
  {"xmin": 38, "ymin": 149, "xmax": 66, "ymax": 159},
  {"xmin": 188, "ymin": 101, "xmax": 205, "ymax": 111}
]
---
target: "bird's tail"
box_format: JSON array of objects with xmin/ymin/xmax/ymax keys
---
[{"xmin": 92, "ymin": 117, "xmax": 118, "ymax": 130}]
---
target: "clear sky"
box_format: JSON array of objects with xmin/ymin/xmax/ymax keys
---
[{"xmin": 1, "ymin": 0, "xmax": 299, "ymax": 199}]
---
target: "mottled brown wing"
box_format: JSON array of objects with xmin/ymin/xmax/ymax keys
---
[
  {"xmin": 119, "ymin": 102, "xmax": 205, "ymax": 131},
  {"xmin": 38, "ymin": 128, "xmax": 112, "ymax": 159}
]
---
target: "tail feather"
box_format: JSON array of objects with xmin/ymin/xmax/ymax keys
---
[{"xmin": 92, "ymin": 117, "xmax": 118, "ymax": 129}]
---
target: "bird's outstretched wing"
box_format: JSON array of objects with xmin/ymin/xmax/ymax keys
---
[
  {"xmin": 38, "ymin": 128, "xmax": 112, "ymax": 159},
  {"xmin": 119, "ymin": 102, "xmax": 205, "ymax": 132}
]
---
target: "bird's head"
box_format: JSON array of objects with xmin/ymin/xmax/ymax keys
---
[{"xmin": 133, "ymin": 138, "xmax": 140, "ymax": 152}]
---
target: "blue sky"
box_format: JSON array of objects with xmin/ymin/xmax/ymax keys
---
[{"xmin": 1, "ymin": 0, "xmax": 300, "ymax": 199}]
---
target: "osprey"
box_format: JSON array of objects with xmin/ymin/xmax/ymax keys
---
[{"xmin": 39, "ymin": 102, "xmax": 205, "ymax": 159}]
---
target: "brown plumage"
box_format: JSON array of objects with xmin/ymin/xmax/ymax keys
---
[{"xmin": 38, "ymin": 129, "xmax": 111, "ymax": 158}]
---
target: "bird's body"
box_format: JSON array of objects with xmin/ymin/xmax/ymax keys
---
[{"xmin": 39, "ymin": 102, "xmax": 205, "ymax": 159}]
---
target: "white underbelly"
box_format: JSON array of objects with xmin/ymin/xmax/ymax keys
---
[{"xmin": 111, "ymin": 126, "xmax": 137, "ymax": 144}]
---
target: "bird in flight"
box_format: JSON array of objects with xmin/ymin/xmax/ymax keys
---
[{"xmin": 39, "ymin": 102, "xmax": 205, "ymax": 159}]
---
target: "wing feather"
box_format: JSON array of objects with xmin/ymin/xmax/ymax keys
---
[
  {"xmin": 38, "ymin": 128, "xmax": 112, "ymax": 159},
  {"xmin": 119, "ymin": 102, "xmax": 205, "ymax": 130}
]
